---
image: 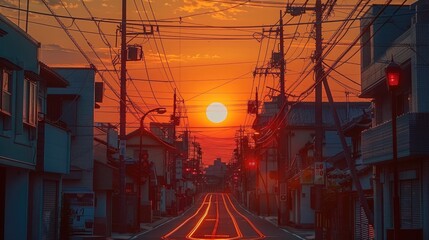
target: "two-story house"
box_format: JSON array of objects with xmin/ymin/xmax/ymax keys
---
[
  {"xmin": 253, "ymin": 96, "xmax": 370, "ymax": 228},
  {"xmin": 0, "ymin": 14, "xmax": 71, "ymax": 240},
  {"xmin": 360, "ymin": 2, "xmax": 429, "ymax": 239},
  {"xmin": 47, "ymin": 67, "xmax": 98, "ymax": 236},
  {"xmin": 282, "ymin": 102, "xmax": 370, "ymax": 229},
  {"xmin": 123, "ymin": 127, "xmax": 176, "ymax": 229}
]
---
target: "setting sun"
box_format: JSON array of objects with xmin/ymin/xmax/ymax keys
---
[{"xmin": 206, "ymin": 102, "xmax": 228, "ymax": 123}]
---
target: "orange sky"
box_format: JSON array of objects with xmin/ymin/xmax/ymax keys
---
[{"xmin": 0, "ymin": 0, "xmax": 413, "ymax": 165}]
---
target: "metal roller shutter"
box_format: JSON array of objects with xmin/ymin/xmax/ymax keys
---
[
  {"xmin": 42, "ymin": 180, "xmax": 59, "ymax": 240},
  {"xmin": 354, "ymin": 199, "xmax": 374, "ymax": 240},
  {"xmin": 400, "ymin": 179, "xmax": 421, "ymax": 228}
]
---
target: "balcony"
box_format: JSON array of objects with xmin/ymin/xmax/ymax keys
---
[
  {"xmin": 361, "ymin": 112, "xmax": 429, "ymax": 164},
  {"xmin": 37, "ymin": 120, "xmax": 71, "ymax": 173}
]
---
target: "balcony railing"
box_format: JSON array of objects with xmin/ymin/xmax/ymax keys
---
[
  {"xmin": 361, "ymin": 112, "xmax": 429, "ymax": 164},
  {"xmin": 37, "ymin": 121, "xmax": 71, "ymax": 173}
]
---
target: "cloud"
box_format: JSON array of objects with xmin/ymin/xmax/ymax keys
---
[
  {"xmin": 41, "ymin": 44, "xmax": 113, "ymax": 67},
  {"xmin": 186, "ymin": 53, "xmax": 221, "ymax": 60},
  {"xmin": 101, "ymin": 0, "xmax": 112, "ymax": 8},
  {"xmin": 46, "ymin": 0, "xmax": 79, "ymax": 9},
  {"xmin": 0, "ymin": 0, "xmax": 17, "ymax": 7},
  {"xmin": 179, "ymin": 0, "xmax": 246, "ymax": 20},
  {"xmin": 144, "ymin": 51, "xmax": 221, "ymax": 64},
  {"xmin": 43, "ymin": 43, "xmax": 77, "ymax": 53}
]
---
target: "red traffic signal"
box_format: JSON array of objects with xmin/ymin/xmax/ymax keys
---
[
  {"xmin": 247, "ymin": 159, "xmax": 257, "ymax": 169},
  {"xmin": 385, "ymin": 59, "xmax": 401, "ymax": 89}
]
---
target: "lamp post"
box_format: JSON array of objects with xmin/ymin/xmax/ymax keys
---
[
  {"xmin": 385, "ymin": 58, "xmax": 401, "ymax": 240},
  {"xmin": 137, "ymin": 107, "xmax": 166, "ymax": 225}
]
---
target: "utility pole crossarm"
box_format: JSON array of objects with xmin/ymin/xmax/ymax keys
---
[{"xmin": 126, "ymin": 24, "xmax": 159, "ymax": 36}]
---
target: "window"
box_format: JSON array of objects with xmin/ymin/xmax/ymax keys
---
[
  {"xmin": 0, "ymin": 68, "xmax": 12, "ymax": 115},
  {"xmin": 23, "ymin": 77, "xmax": 37, "ymax": 126},
  {"xmin": 361, "ymin": 24, "xmax": 372, "ymax": 69}
]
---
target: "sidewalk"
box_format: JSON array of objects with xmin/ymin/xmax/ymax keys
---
[
  {"xmin": 109, "ymin": 216, "xmax": 171, "ymax": 240},
  {"xmin": 260, "ymin": 216, "xmax": 315, "ymax": 240}
]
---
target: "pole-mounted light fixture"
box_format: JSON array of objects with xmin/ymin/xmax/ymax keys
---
[
  {"xmin": 137, "ymin": 107, "xmax": 167, "ymax": 226},
  {"xmin": 385, "ymin": 57, "xmax": 401, "ymax": 89},
  {"xmin": 385, "ymin": 57, "xmax": 401, "ymax": 240}
]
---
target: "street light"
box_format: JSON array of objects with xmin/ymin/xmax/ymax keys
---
[
  {"xmin": 385, "ymin": 57, "xmax": 401, "ymax": 240},
  {"xmin": 138, "ymin": 107, "xmax": 166, "ymax": 225}
]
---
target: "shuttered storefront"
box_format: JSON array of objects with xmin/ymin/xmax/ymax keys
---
[
  {"xmin": 354, "ymin": 199, "xmax": 374, "ymax": 240},
  {"xmin": 42, "ymin": 180, "xmax": 59, "ymax": 240},
  {"xmin": 400, "ymin": 179, "xmax": 421, "ymax": 228}
]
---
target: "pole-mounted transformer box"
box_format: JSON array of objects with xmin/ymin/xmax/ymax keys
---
[{"xmin": 127, "ymin": 45, "xmax": 143, "ymax": 61}]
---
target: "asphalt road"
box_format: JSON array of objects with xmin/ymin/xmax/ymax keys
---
[{"xmin": 131, "ymin": 193, "xmax": 304, "ymax": 240}]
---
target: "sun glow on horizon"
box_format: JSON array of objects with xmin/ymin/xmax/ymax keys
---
[{"xmin": 206, "ymin": 102, "xmax": 228, "ymax": 123}]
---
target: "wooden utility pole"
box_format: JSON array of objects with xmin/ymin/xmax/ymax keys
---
[
  {"xmin": 277, "ymin": 10, "xmax": 288, "ymax": 226},
  {"xmin": 172, "ymin": 89, "xmax": 177, "ymax": 141},
  {"xmin": 279, "ymin": 11, "xmax": 286, "ymax": 105},
  {"xmin": 287, "ymin": 1, "xmax": 324, "ymax": 237},
  {"xmin": 314, "ymin": 1, "xmax": 324, "ymax": 239},
  {"xmin": 253, "ymin": 10, "xmax": 287, "ymax": 225},
  {"xmin": 286, "ymin": 2, "xmax": 374, "ymax": 239},
  {"xmin": 118, "ymin": 0, "xmax": 127, "ymax": 232}
]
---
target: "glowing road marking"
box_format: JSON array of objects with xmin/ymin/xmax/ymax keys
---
[
  {"xmin": 204, "ymin": 235, "xmax": 230, "ymax": 237},
  {"xmin": 221, "ymin": 193, "xmax": 243, "ymax": 239},
  {"xmin": 164, "ymin": 193, "xmax": 265, "ymax": 240},
  {"xmin": 211, "ymin": 194, "xmax": 220, "ymax": 236},
  {"xmin": 162, "ymin": 193, "xmax": 211, "ymax": 239},
  {"xmin": 187, "ymin": 194, "xmax": 214, "ymax": 239},
  {"xmin": 225, "ymin": 194, "xmax": 265, "ymax": 239},
  {"xmin": 188, "ymin": 193, "xmax": 242, "ymax": 240}
]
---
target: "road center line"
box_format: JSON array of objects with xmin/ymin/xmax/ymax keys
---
[{"xmin": 162, "ymin": 193, "xmax": 211, "ymax": 239}]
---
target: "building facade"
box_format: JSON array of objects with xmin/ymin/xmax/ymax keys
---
[
  {"xmin": 93, "ymin": 123, "xmax": 118, "ymax": 236},
  {"xmin": 125, "ymin": 128, "xmax": 176, "ymax": 227},
  {"xmin": 47, "ymin": 67, "xmax": 97, "ymax": 236},
  {"xmin": 1, "ymin": 14, "xmax": 72, "ymax": 240},
  {"xmin": 283, "ymin": 102, "xmax": 370, "ymax": 228},
  {"xmin": 360, "ymin": 2, "xmax": 429, "ymax": 240}
]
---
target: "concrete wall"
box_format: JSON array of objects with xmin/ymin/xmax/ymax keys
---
[
  {"xmin": 49, "ymin": 68, "xmax": 95, "ymax": 192},
  {"xmin": 300, "ymin": 185, "xmax": 314, "ymax": 224},
  {"xmin": 4, "ymin": 168, "xmax": 29, "ymax": 240}
]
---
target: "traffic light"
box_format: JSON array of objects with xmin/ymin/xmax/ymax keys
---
[{"xmin": 246, "ymin": 158, "xmax": 257, "ymax": 170}]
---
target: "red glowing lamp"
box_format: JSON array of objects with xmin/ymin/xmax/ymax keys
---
[
  {"xmin": 247, "ymin": 159, "xmax": 257, "ymax": 168},
  {"xmin": 385, "ymin": 58, "xmax": 401, "ymax": 90}
]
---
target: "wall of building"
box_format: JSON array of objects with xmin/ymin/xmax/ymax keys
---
[
  {"xmin": 300, "ymin": 185, "xmax": 313, "ymax": 225},
  {"xmin": 4, "ymin": 168, "xmax": 29, "ymax": 240},
  {"xmin": 49, "ymin": 68, "xmax": 95, "ymax": 192}
]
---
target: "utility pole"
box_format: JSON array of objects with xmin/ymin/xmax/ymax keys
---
[
  {"xmin": 255, "ymin": 87, "xmax": 259, "ymax": 117},
  {"xmin": 277, "ymin": 10, "xmax": 288, "ymax": 227},
  {"xmin": 172, "ymin": 89, "xmax": 177, "ymax": 142},
  {"xmin": 279, "ymin": 11, "xmax": 285, "ymax": 105},
  {"xmin": 119, "ymin": 0, "xmax": 127, "ymax": 232},
  {"xmin": 314, "ymin": 1, "xmax": 324, "ymax": 239},
  {"xmin": 239, "ymin": 127, "xmax": 246, "ymax": 206},
  {"xmin": 253, "ymin": 11, "xmax": 287, "ymax": 225},
  {"xmin": 286, "ymin": 3, "xmax": 374, "ymax": 238},
  {"xmin": 287, "ymin": 1, "xmax": 323, "ymax": 237}
]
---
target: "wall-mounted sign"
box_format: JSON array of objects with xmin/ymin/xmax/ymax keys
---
[{"xmin": 314, "ymin": 162, "xmax": 325, "ymax": 185}]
